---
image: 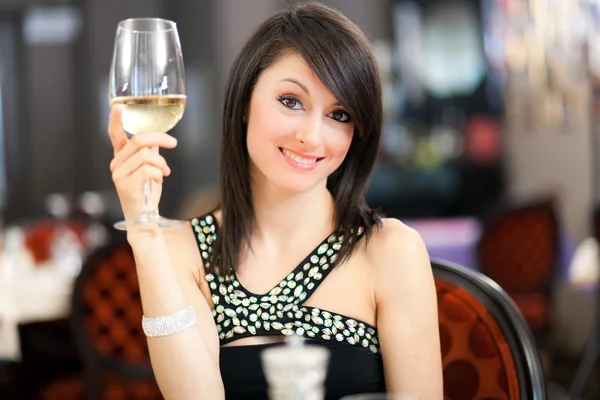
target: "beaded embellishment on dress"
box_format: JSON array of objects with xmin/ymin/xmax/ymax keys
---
[{"xmin": 191, "ymin": 214, "xmax": 380, "ymax": 354}]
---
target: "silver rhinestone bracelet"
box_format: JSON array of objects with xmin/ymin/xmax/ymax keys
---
[{"xmin": 142, "ymin": 305, "xmax": 197, "ymax": 338}]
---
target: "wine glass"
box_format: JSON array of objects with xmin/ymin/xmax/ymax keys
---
[{"xmin": 108, "ymin": 18, "xmax": 186, "ymax": 230}]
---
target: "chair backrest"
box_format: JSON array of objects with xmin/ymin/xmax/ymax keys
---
[
  {"xmin": 476, "ymin": 198, "xmax": 559, "ymax": 331},
  {"xmin": 433, "ymin": 259, "xmax": 546, "ymax": 400},
  {"xmin": 70, "ymin": 239, "xmax": 162, "ymax": 399},
  {"xmin": 476, "ymin": 198, "xmax": 559, "ymax": 292}
]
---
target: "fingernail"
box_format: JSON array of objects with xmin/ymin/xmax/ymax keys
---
[{"xmin": 170, "ymin": 136, "xmax": 178, "ymax": 145}]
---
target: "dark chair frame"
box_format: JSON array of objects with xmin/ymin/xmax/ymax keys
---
[
  {"xmin": 432, "ymin": 258, "xmax": 547, "ymax": 400},
  {"xmin": 69, "ymin": 239, "xmax": 156, "ymax": 400}
]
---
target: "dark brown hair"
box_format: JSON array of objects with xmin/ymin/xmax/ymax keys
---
[{"xmin": 213, "ymin": 2, "xmax": 383, "ymax": 277}]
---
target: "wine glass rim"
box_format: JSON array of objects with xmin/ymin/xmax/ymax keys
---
[{"xmin": 117, "ymin": 18, "xmax": 176, "ymax": 33}]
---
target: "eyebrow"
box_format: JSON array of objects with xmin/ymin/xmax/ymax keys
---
[
  {"xmin": 281, "ymin": 78, "xmax": 309, "ymax": 94},
  {"xmin": 280, "ymin": 78, "xmax": 342, "ymax": 107}
]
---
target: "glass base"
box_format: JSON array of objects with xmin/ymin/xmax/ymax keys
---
[{"xmin": 114, "ymin": 212, "xmax": 185, "ymax": 231}]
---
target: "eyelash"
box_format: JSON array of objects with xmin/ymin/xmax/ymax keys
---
[
  {"xmin": 276, "ymin": 95, "xmax": 352, "ymax": 123},
  {"xmin": 278, "ymin": 95, "xmax": 302, "ymax": 110}
]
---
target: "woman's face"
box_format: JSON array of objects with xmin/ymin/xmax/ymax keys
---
[{"xmin": 246, "ymin": 53, "xmax": 355, "ymax": 195}]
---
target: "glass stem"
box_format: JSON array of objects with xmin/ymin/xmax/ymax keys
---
[{"xmin": 142, "ymin": 179, "xmax": 155, "ymax": 215}]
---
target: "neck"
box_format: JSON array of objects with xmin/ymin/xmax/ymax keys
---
[{"xmin": 251, "ymin": 177, "xmax": 335, "ymax": 248}]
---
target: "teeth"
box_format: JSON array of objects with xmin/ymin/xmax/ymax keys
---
[{"xmin": 282, "ymin": 149, "xmax": 318, "ymax": 165}]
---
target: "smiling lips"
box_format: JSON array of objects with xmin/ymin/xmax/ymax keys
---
[{"xmin": 280, "ymin": 147, "xmax": 323, "ymax": 170}]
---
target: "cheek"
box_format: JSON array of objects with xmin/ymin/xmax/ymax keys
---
[
  {"xmin": 325, "ymin": 128, "xmax": 354, "ymax": 161},
  {"xmin": 247, "ymin": 103, "xmax": 276, "ymax": 159},
  {"xmin": 247, "ymin": 101, "xmax": 293, "ymax": 150}
]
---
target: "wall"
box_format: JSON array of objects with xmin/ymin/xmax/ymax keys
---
[
  {"xmin": 504, "ymin": 97, "xmax": 594, "ymax": 242},
  {"xmin": 504, "ymin": 82, "xmax": 596, "ymax": 353}
]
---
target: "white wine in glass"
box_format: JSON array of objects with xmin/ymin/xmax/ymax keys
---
[
  {"xmin": 109, "ymin": 18, "xmax": 186, "ymax": 230},
  {"xmin": 111, "ymin": 94, "xmax": 186, "ymax": 135}
]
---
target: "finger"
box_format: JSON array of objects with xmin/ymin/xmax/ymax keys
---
[
  {"xmin": 110, "ymin": 133, "xmax": 177, "ymax": 171},
  {"xmin": 114, "ymin": 163, "xmax": 166, "ymax": 189},
  {"xmin": 111, "ymin": 147, "xmax": 171, "ymax": 178},
  {"xmin": 134, "ymin": 164, "xmax": 165, "ymax": 185},
  {"xmin": 108, "ymin": 106, "xmax": 128, "ymax": 154}
]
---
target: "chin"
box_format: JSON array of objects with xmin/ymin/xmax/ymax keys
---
[{"xmin": 269, "ymin": 172, "xmax": 326, "ymax": 195}]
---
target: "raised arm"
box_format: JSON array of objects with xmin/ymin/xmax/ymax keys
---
[
  {"xmin": 372, "ymin": 219, "xmax": 443, "ymax": 399},
  {"xmin": 108, "ymin": 108, "xmax": 224, "ymax": 399}
]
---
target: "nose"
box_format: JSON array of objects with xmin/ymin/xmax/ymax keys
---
[{"xmin": 294, "ymin": 114, "xmax": 322, "ymax": 148}]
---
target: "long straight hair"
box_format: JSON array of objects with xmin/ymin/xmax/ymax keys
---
[{"xmin": 213, "ymin": 2, "xmax": 383, "ymax": 277}]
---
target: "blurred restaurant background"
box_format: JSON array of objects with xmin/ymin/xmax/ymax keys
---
[{"xmin": 1, "ymin": 0, "xmax": 600, "ymax": 398}]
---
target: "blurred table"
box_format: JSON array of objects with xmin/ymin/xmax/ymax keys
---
[{"xmin": 0, "ymin": 262, "xmax": 76, "ymax": 361}]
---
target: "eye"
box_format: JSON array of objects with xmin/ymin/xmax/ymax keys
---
[
  {"xmin": 278, "ymin": 95, "xmax": 303, "ymax": 110},
  {"xmin": 329, "ymin": 110, "xmax": 351, "ymax": 123}
]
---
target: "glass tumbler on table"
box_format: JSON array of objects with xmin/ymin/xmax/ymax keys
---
[{"xmin": 340, "ymin": 394, "xmax": 420, "ymax": 400}]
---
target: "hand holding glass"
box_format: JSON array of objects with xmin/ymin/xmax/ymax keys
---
[{"xmin": 109, "ymin": 18, "xmax": 186, "ymax": 230}]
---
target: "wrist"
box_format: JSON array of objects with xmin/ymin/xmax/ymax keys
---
[{"xmin": 126, "ymin": 224, "xmax": 165, "ymax": 247}]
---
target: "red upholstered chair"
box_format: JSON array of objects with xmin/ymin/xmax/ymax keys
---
[
  {"xmin": 40, "ymin": 240, "xmax": 162, "ymax": 400},
  {"xmin": 476, "ymin": 198, "xmax": 559, "ymax": 334},
  {"xmin": 433, "ymin": 259, "xmax": 546, "ymax": 400}
]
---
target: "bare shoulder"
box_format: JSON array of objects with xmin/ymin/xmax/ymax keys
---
[
  {"xmin": 163, "ymin": 220, "xmax": 205, "ymax": 284},
  {"xmin": 363, "ymin": 218, "xmax": 432, "ymax": 295},
  {"xmin": 212, "ymin": 209, "xmax": 223, "ymax": 224},
  {"xmin": 365, "ymin": 225, "xmax": 442, "ymax": 395},
  {"xmin": 162, "ymin": 209, "xmax": 221, "ymax": 283},
  {"xmin": 163, "ymin": 220, "xmax": 196, "ymax": 245},
  {"xmin": 365, "ymin": 218, "xmax": 429, "ymax": 270},
  {"xmin": 367, "ymin": 217, "xmax": 421, "ymax": 245}
]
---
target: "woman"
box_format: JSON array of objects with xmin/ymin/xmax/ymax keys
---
[{"xmin": 108, "ymin": 3, "xmax": 442, "ymax": 399}]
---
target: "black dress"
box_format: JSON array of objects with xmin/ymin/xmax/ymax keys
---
[{"xmin": 191, "ymin": 213, "xmax": 386, "ymax": 399}]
